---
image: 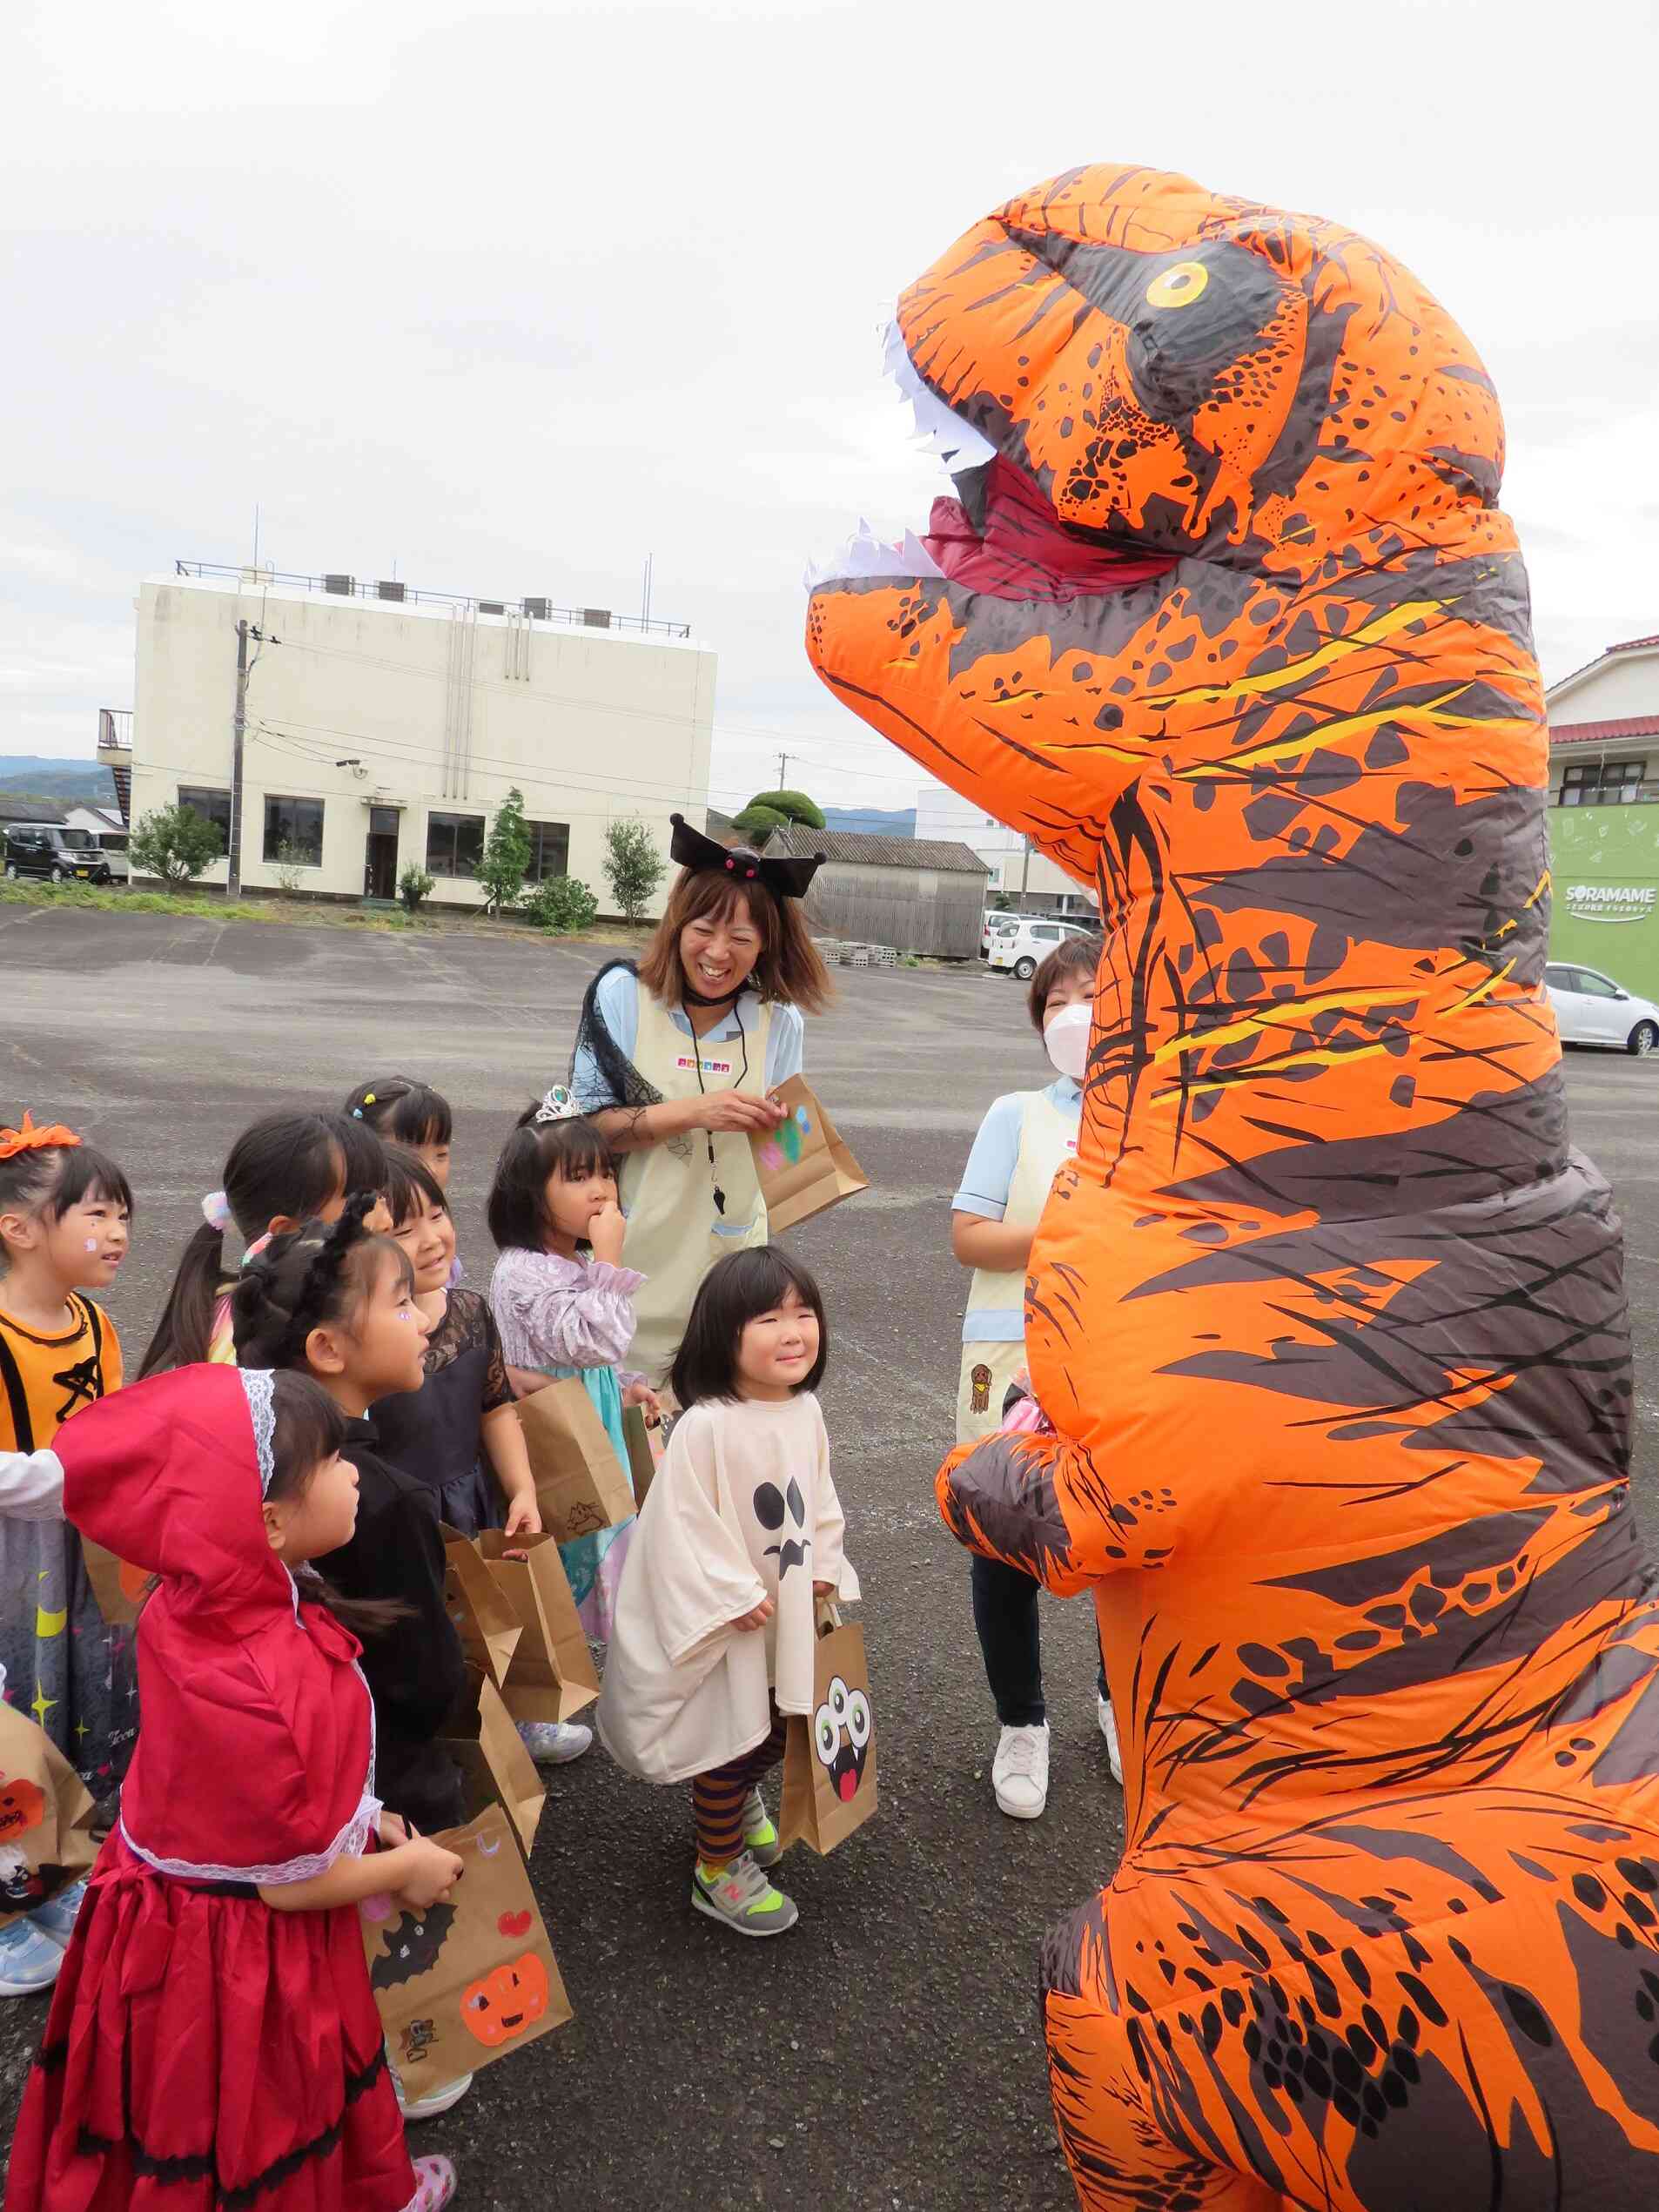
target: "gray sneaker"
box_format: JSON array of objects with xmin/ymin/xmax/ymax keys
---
[
  {"xmin": 517, "ymin": 1718, "xmax": 593, "ymax": 1765},
  {"xmin": 691, "ymin": 1849, "xmax": 799, "ymax": 1938},
  {"xmin": 741, "ymin": 1787, "xmax": 782, "ymax": 1869}
]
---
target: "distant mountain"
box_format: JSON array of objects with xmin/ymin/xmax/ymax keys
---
[
  {"xmin": 0, "ymin": 756, "xmax": 114, "ymax": 803},
  {"xmin": 821, "ymin": 805, "xmax": 916, "ymax": 837}
]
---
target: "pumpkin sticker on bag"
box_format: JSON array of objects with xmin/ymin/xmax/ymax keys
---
[
  {"xmin": 460, "ymin": 1952, "xmax": 551, "ymax": 2048},
  {"xmin": 0, "ymin": 1775, "xmax": 46, "ymax": 1843},
  {"xmin": 812, "ymin": 1675, "xmax": 872, "ymax": 1802}
]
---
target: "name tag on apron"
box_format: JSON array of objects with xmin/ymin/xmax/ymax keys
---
[{"xmin": 675, "ymin": 1052, "xmax": 734, "ymax": 1077}]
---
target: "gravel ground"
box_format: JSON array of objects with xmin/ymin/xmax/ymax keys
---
[{"xmin": 3, "ymin": 903, "xmax": 1656, "ymax": 2209}]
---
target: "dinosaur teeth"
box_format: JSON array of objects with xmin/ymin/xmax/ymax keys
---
[{"xmin": 803, "ymin": 518, "xmax": 945, "ymax": 592}]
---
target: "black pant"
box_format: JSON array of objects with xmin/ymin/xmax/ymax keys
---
[{"xmin": 971, "ymin": 1554, "xmax": 1109, "ymax": 1728}]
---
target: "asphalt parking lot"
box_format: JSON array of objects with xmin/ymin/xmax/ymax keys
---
[{"xmin": 3, "ymin": 902, "xmax": 1657, "ymax": 2210}]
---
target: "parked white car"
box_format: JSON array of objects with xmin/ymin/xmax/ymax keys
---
[
  {"xmin": 1544, "ymin": 962, "xmax": 1659, "ymax": 1057},
  {"xmin": 987, "ymin": 913, "xmax": 1098, "ymax": 981},
  {"xmin": 980, "ymin": 909, "xmax": 1018, "ymax": 958}
]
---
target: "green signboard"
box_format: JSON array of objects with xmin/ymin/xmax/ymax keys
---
[{"xmin": 1547, "ymin": 806, "xmax": 1659, "ymax": 998}]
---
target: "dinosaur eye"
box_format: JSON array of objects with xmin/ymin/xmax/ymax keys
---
[
  {"xmin": 1145, "ymin": 260, "xmax": 1209, "ymax": 309},
  {"xmin": 846, "ymin": 1690, "xmax": 871, "ymax": 1749}
]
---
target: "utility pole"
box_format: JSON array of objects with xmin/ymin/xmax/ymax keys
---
[
  {"xmin": 776, "ymin": 750, "xmax": 789, "ymax": 790},
  {"xmin": 228, "ymin": 619, "xmax": 250, "ymax": 900},
  {"xmin": 1018, "ymin": 833, "xmax": 1032, "ymax": 914}
]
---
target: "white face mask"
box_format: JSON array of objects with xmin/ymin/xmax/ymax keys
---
[{"xmin": 1043, "ymin": 1001, "xmax": 1091, "ymax": 1082}]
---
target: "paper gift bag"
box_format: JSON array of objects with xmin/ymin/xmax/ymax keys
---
[
  {"xmin": 621, "ymin": 1404, "xmax": 664, "ymax": 1510},
  {"xmin": 476, "ymin": 1530, "xmax": 599, "ymax": 1724},
  {"xmin": 515, "ymin": 1378, "xmax": 635, "ymax": 1543},
  {"xmin": 81, "ymin": 1538, "xmax": 151, "ymax": 1627},
  {"xmin": 0, "ymin": 1699, "xmax": 98, "ymax": 1926},
  {"xmin": 440, "ymin": 1526, "xmax": 523, "ymax": 1691},
  {"xmin": 359, "ymin": 1804, "xmax": 572, "ymax": 2096},
  {"xmin": 440, "ymin": 1664, "xmax": 546, "ymax": 1859},
  {"xmin": 750, "ymin": 1074, "xmax": 869, "ymax": 1234},
  {"xmin": 778, "ymin": 1612, "xmax": 877, "ymax": 1857}
]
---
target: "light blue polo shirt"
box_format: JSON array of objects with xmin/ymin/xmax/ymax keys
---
[
  {"xmin": 570, "ymin": 967, "xmax": 805, "ymax": 1111},
  {"xmin": 952, "ymin": 1075, "xmax": 1081, "ymax": 1341}
]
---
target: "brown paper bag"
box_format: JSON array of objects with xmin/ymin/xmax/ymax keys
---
[
  {"xmin": 0, "ymin": 1702, "xmax": 98, "ymax": 1926},
  {"xmin": 778, "ymin": 1612, "xmax": 877, "ymax": 1857},
  {"xmin": 476, "ymin": 1530, "xmax": 599, "ymax": 1724},
  {"xmin": 440, "ymin": 1525, "xmax": 523, "ymax": 1691},
  {"xmin": 80, "ymin": 1538, "xmax": 151, "ymax": 1627},
  {"xmin": 750, "ymin": 1074, "xmax": 869, "ymax": 1234},
  {"xmin": 440, "ymin": 1664, "xmax": 546, "ymax": 1858},
  {"xmin": 515, "ymin": 1378, "xmax": 635, "ymax": 1543},
  {"xmin": 359, "ymin": 1804, "xmax": 572, "ymax": 2095},
  {"xmin": 621, "ymin": 1404, "xmax": 663, "ymax": 1510}
]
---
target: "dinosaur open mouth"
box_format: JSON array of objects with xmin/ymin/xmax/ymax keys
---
[{"xmin": 806, "ymin": 324, "xmax": 1176, "ymax": 604}]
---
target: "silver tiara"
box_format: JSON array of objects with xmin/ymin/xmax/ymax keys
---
[{"xmin": 533, "ymin": 1086, "xmax": 582, "ymax": 1126}]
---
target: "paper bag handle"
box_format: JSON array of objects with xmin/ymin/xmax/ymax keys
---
[{"xmin": 815, "ymin": 1597, "xmax": 842, "ymax": 1637}]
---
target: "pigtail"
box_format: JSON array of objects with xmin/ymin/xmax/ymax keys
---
[
  {"xmin": 231, "ymin": 1194, "xmax": 380, "ymax": 1369},
  {"xmin": 138, "ymin": 1222, "xmax": 226, "ymax": 1378}
]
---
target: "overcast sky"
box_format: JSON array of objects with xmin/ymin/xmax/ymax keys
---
[{"xmin": 6, "ymin": 0, "xmax": 1656, "ymax": 816}]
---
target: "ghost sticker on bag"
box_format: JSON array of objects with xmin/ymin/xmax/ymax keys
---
[
  {"xmin": 813, "ymin": 1674, "xmax": 872, "ymax": 1803},
  {"xmin": 370, "ymin": 1901, "xmax": 456, "ymax": 1991}
]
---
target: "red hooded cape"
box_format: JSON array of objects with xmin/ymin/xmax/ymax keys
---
[{"xmin": 57, "ymin": 1365, "xmax": 377, "ymax": 1882}]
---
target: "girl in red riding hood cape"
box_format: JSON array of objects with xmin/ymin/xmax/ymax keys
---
[{"xmin": 4, "ymin": 1362, "xmax": 465, "ymax": 2212}]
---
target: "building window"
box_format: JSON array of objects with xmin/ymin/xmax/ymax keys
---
[
  {"xmin": 427, "ymin": 810, "xmax": 485, "ymax": 878},
  {"xmin": 1560, "ymin": 759, "xmax": 1646, "ymax": 807},
  {"xmin": 178, "ymin": 784, "xmax": 232, "ymax": 851},
  {"xmin": 263, "ymin": 796, "xmax": 324, "ymax": 865},
  {"xmin": 524, "ymin": 819, "xmax": 571, "ymax": 883}
]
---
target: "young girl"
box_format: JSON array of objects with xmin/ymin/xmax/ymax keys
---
[
  {"xmin": 139, "ymin": 1109, "xmax": 389, "ymax": 1375},
  {"xmin": 8, "ymin": 1361, "xmax": 462, "ymax": 2212},
  {"xmin": 950, "ymin": 933, "xmax": 1119, "ymax": 1818},
  {"xmin": 597, "ymin": 1247, "xmax": 856, "ymax": 1940},
  {"xmin": 371, "ymin": 1148, "xmax": 540, "ymax": 1538},
  {"xmin": 487, "ymin": 1094, "xmax": 659, "ymax": 1648},
  {"xmin": 343, "ymin": 1078, "xmax": 453, "ymax": 1190},
  {"xmin": 0, "ymin": 1113, "xmax": 135, "ymax": 1993}
]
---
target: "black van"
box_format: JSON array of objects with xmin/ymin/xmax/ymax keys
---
[{"xmin": 3, "ymin": 824, "xmax": 115, "ymax": 884}]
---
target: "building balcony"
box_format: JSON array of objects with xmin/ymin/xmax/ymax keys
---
[{"xmin": 97, "ymin": 709, "xmax": 133, "ymax": 826}]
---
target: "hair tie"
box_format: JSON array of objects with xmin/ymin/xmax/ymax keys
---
[
  {"xmin": 201, "ymin": 1189, "xmax": 233, "ymax": 1232},
  {"xmin": 0, "ymin": 1111, "xmax": 81, "ymax": 1161}
]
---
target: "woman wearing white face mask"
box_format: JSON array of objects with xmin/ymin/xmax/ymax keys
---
[{"xmin": 949, "ymin": 933, "xmax": 1120, "ymax": 1820}]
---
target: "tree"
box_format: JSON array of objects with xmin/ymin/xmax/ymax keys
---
[
  {"xmin": 270, "ymin": 838, "xmax": 308, "ymax": 893},
  {"xmin": 523, "ymin": 874, "xmax": 599, "ymax": 934},
  {"xmin": 731, "ymin": 802, "xmax": 789, "ymax": 836},
  {"xmin": 738, "ymin": 787, "xmax": 825, "ymax": 830},
  {"xmin": 129, "ymin": 803, "xmax": 224, "ymax": 887},
  {"xmin": 602, "ymin": 817, "xmax": 666, "ymax": 924},
  {"xmin": 476, "ymin": 787, "xmax": 533, "ymax": 913}
]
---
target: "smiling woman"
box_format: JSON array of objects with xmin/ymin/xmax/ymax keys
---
[{"xmin": 568, "ymin": 813, "xmax": 833, "ymax": 1381}]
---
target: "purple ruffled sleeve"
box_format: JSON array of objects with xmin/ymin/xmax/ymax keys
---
[{"xmin": 488, "ymin": 1248, "xmax": 645, "ymax": 1373}]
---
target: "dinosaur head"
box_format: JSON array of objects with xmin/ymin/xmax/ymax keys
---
[{"xmin": 804, "ymin": 164, "xmax": 1521, "ymax": 880}]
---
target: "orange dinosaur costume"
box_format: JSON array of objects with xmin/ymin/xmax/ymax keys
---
[{"xmin": 807, "ymin": 166, "xmax": 1659, "ymax": 2210}]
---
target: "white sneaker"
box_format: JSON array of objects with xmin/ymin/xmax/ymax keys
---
[
  {"xmin": 1098, "ymin": 1693, "xmax": 1124, "ymax": 1785},
  {"xmin": 0, "ymin": 1915, "xmax": 67, "ymax": 1996},
  {"xmin": 395, "ymin": 2068, "xmax": 473, "ymax": 2121},
  {"xmin": 991, "ymin": 1722, "xmax": 1050, "ymax": 1819},
  {"xmin": 517, "ymin": 1718, "xmax": 593, "ymax": 1765}
]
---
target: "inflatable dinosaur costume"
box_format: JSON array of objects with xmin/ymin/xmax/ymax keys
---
[{"xmin": 807, "ymin": 166, "xmax": 1659, "ymax": 2210}]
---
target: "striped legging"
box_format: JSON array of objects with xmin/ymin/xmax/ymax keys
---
[{"xmin": 691, "ymin": 1707, "xmax": 789, "ymax": 1861}]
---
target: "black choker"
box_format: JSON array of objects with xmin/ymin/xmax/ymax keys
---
[{"xmin": 680, "ymin": 979, "xmax": 746, "ymax": 1008}]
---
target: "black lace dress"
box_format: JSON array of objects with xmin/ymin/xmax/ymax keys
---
[{"xmin": 370, "ymin": 1288, "xmax": 514, "ymax": 1534}]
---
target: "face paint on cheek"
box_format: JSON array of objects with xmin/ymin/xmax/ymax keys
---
[{"xmin": 86, "ymin": 1240, "xmax": 98, "ymax": 1253}]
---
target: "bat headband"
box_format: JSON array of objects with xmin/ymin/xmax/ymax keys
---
[
  {"xmin": 668, "ymin": 813, "xmax": 824, "ymax": 900},
  {"xmin": 0, "ymin": 1111, "xmax": 81, "ymax": 1160}
]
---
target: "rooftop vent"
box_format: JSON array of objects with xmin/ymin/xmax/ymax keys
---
[
  {"xmin": 522, "ymin": 596, "xmax": 550, "ymax": 620},
  {"xmin": 479, "ymin": 600, "xmax": 505, "ymax": 615},
  {"xmin": 582, "ymin": 608, "xmax": 612, "ymax": 629},
  {"xmin": 377, "ymin": 580, "xmax": 405, "ymax": 602},
  {"xmin": 325, "ymin": 574, "xmax": 354, "ymax": 595}
]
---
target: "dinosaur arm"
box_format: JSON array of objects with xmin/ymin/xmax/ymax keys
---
[{"xmin": 937, "ymin": 1425, "xmax": 1140, "ymax": 1596}]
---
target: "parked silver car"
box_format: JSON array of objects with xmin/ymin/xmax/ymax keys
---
[{"xmin": 1543, "ymin": 961, "xmax": 1659, "ymax": 1057}]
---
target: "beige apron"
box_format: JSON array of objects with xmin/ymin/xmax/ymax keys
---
[
  {"xmin": 955, "ymin": 1087, "xmax": 1078, "ymax": 1444},
  {"xmin": 621, "ymin": 985, "xmax": 775, "ymax": 1382}
]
